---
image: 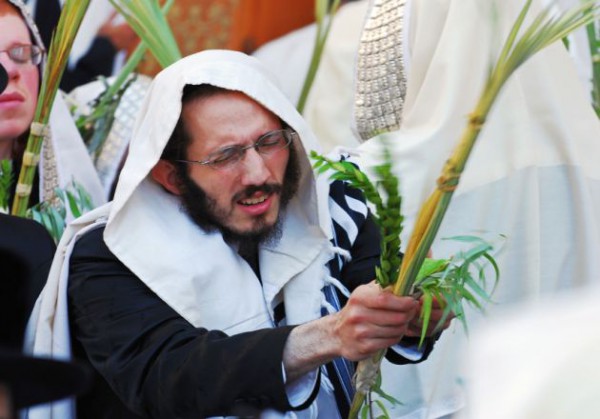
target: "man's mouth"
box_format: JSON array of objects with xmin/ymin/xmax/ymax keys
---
[
  {"xmin": 239, "ymin": 194, "xmax": 269, "ymax": 206},
  {"xmin": 234, "ymin": 184, "xmax": 282, "ymax": 207}
]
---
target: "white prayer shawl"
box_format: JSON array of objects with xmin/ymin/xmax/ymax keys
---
[
  {"xmin": 43, "ymin": 93, "xmax": 106, "ymax": 210},
  {"xmin": 355, "ymin": 0, "xmax": 600, "ymax": 417},
  {"xmin": 27, "ymin": 50, "xmax": 341, "ymax": 419}
]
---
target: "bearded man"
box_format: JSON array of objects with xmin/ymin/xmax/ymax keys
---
[{"xmin": 27, "ymin": 50, "xmax": 448, "ymax": 419}]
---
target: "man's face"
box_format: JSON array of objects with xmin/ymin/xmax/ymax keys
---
[
  {"xmin": 178, "ymin": 91, "xmax": 294, "ymax": 241},
  {"xmin": 0, "ymin": 13, "xmax": 39, "ymax": 145}
]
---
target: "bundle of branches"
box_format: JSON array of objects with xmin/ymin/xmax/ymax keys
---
[
  {"xmin": 316, "ymin": 1, "xmax": 599, "ymax": 417},
  {"xmin": 76, "ymin": 0, "xmax": 179, "ymax": 159},
  {"xmin": 11, "ymin": 0, "xmax": 91, "ymax": 216},
  {"xmin": 311, "ymin": 150, "xmax": 499, "ymax": 418},
  {"xmin": 297, "ymin": 0, "xmax": 341, "ymax": 113}
]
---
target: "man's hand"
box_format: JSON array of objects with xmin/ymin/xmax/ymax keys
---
[
  {"xmin": 405, "ymin": 296, "xmax": 454, "ymax": 338},
  {"xmin": 282, "ymin": 282, "xmax": 419, "ymax": 382},
  {"xmin": 331, "ymin": 282, "xmax": 419, "ymax": 361}
]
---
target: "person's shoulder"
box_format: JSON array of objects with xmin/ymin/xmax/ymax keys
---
[
  {"xmin": 0, "ymin": 214, "xmax": 55, "ymax": 253},
  {"xmin": 71, "ymin": 225, "xmax": 112, "ymax": 259}
]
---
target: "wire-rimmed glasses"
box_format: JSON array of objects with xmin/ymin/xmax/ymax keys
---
[
  {"xmin": 174, "ymin": 128, "xmax": 297, "ymax": 171},
  {"xmin": 0, "ymin": 44, "xmax": 44, "ymax": 66}
]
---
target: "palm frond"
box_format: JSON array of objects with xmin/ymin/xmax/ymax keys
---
[
  {"xmin": 109, "ymin": 0, "xmax": 181, "ymax": 68},
  {"xmin": 297, "ymin": 0, "xmax": 342, "ymax": 113}
]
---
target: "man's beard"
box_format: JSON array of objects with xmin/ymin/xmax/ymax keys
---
[{"xmin": 176, "ymin": 146, "xmax": 301, "ymax": 247}]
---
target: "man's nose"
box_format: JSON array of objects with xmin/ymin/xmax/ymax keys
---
[{"xmin": 240, "ymin": 148, "xmax": 270, "ymax": 186}]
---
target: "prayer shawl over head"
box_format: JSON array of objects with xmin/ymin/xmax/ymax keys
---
[
  {"xmin": 26, "ymin": 50, "xmax": 340, "ymax": 419},
  {"xmin": 354, "ymin": 0, "xmax": 600, "ymax": 417},
  {"xmin": 8, "ymin": 0, "xmax": 105, "ymax": 209}
]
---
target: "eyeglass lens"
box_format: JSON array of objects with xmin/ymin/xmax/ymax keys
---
[
  {"xmin": 208, "ymin": 130, "xmax": 293, "ymax": 168},
  {"xmin": 1, "ymin": 45, "xmax": 41, "ymax": 65}
]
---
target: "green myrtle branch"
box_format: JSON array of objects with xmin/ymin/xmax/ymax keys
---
[{"xmin": 311, "ymin": 150, "xmax": 402, "ymax": 289}]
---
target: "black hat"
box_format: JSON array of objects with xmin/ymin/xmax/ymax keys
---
[
  {"xmin": 0, "ymin": 63, "xmax": 7, "ymax": 94},
  {"xmin": 0, "ymin": 215, "xmax": 90, "ymax": 409},
  {"xmin": 0, "ymin": 349, "xmax": 91, "ymax": 409}
]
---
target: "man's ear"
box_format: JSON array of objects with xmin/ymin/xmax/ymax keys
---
[{"xmin": 151, "ymin": 160, "xmax": 182, "ymax": 195}]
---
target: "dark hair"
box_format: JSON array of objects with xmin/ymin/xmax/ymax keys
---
[{"xmin": 161, "ymin": 84, "xmax": 227, "ymax": 162}]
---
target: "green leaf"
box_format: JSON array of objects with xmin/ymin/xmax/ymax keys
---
[
  {"xmin": 374, "ymin": 400, "xmax": 390, "ymax": 419},
  {"xmin": 419, "ymin": 291, "xmax": 433, "ymax": 347},
  {"xmin": 360, "ymin": 403, "xmax": 369, "ymax": 419},
  {"xmin": 416, "ymin": 258, "xmax": 449, "ymax": 283}
]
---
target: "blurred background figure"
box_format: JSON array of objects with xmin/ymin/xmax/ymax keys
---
[{"xmin": 25, "ymin": 0, "xmax": 138, "ymax": 92}]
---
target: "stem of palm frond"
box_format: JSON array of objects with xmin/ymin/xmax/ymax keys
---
[
  {"xmin": 11, "ymin": 0, "xmax": 91, "ymax": 217},
  {"xmin": 297, "ymin": 0, "xmax": 341, "ymax": 113},
  {"xmin": 109, "ymin": 0, "xmax": 181, "ymax": 68}
]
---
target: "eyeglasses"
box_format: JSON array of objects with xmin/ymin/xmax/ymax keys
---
[
  {"xmin": 0, "ymin": 44, "xmax": 44, "ymax": 66},
  {"xmin": 174, "ymin": 128, "xmax": 297, "ymax": 171}
]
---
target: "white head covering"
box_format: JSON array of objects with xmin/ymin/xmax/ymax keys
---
[
  {"xmin": 104, "ymin": 50, "xmax": 334, "ymax": 327},
  {"xmin": 353, "ymin": 0, "xmax": 600, "ymax": 417},
  {"xmin": 8, "ymin": 0, "xmax": 106, "ymax": 209}
]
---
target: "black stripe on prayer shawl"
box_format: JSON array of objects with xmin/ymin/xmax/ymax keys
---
[
  {"xmin": 328, "ymin": 179, "xmax": 370, "ymax": 287},
  {"xmin": 324, "ymin": 179, "xmax": 372, "ymax": 417},
  {"xmin": 329, "ymin": 181, "xmax": 369, "ymax": 255}
]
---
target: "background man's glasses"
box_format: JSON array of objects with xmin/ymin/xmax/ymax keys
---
[
  {"xmin": 175, "ymin": 128, "xmax": 297, "ymax": 171},
  {"xmin": 0, "ymin": 44, "xmax": 44, "ymax": 66}
]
